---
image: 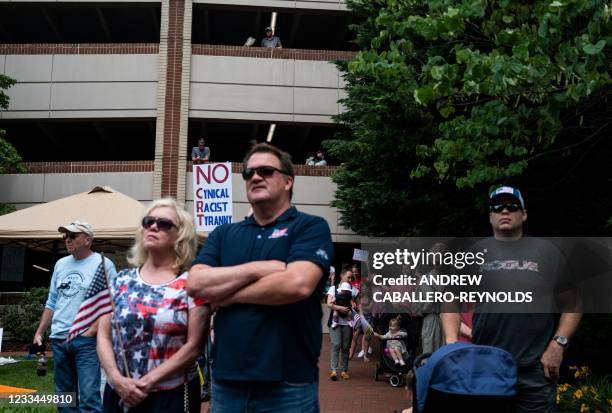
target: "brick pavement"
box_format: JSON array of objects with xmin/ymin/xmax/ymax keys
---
[
  {"xmin": 200, "ymin": 335, "xmax": 412, "ymax": 413},
  {"xmin": 318, "ymin": 334, "xmax": 412, "ymax": 413}
]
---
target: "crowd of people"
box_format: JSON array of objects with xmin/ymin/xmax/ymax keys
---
[
  {"xmin": 32, "ymin": 137, "xmax": 582, "ymax": 413},
  {"xmin": 34, "ymin": 143, "xmax": 333, "ymax": 412},
  {"xmin": 324, "ymin": 261, "xmax": 447, "ymax": 382},
  {"xmin": 323, "ymin": 186, "xmax": 582, "ymax": 413}
]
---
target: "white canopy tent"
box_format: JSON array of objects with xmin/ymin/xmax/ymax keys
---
[{"xmin": 0, "ymin": 186, "xmax": 145, "ymax": 251}]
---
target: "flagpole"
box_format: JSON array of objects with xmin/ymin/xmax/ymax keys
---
[{"xmin": 101, "ymin": 252, "xmax": 131, "ymax": 379}]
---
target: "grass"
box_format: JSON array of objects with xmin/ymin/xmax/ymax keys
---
[
  {"xmin": 0, "ymin": 357, "xmax": 55, "ymax": 392},
  {"xmin": 0, "ymin": 357, "xmax": 55, "ymax": 412},
  {"xmin": 0, "ymin": 408, "xmax": 55, "ymax": 413}
]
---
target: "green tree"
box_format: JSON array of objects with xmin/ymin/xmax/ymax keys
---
[
  {"xmin": 327, "ymin": 0, "xmax": 611, "ymax": 236},
  {"xmin": 0, "ymin": 287, "xmax": 48, "ymax": 342},
  {"xmin": 0, "ymin": 73, "xmax": 22, "ymax": 215},
  {"xmin": 0, "ymin": 74, "xmax": 22, "ymax": 174}
]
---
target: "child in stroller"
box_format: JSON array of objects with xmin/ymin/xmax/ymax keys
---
[
  {"xmin": 373, "ymin": 316, "xmax": 414, "ymax": 387},
  {"xmin": 374, "ymin": 318, "xmax": 408, "ymax": 366}
]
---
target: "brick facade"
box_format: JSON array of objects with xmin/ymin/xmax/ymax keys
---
[
  {"xmin": 189, "ymin": 163, "xmax": 338, "ymax": 177},
  {"xmin": 0, "ymin": 44, "xmax": 159, "ymax": 55},
  {"xmin": 21, "ymin": 161, "xmax": 337, "ymax": 177},
  {"xmin": 21, "ymin": 161, "xmax": 154, "ymax": 174},
  {"xmin": 192, "ymin": 44, "xmax": 356, "ymax": 61},
  {"xmin": 0, "ymin": 44, "xmax": 354, "ymax": 61}
]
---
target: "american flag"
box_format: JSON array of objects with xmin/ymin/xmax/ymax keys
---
[
  {"xmin": 352, "ymin": 309, "xmax": 374, "ymax": 337},
  {"xmin": 66, "ymin": 258, "xmax": 112, "ymax": 342}
]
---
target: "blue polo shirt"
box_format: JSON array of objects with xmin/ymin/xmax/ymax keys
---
[{"xmin": 193, "ymin": 206, "xmax": 333, "ymax": 382}]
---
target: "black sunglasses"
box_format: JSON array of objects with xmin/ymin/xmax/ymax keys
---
[
  {"xmin": 490, "ymin": 203, "xmax": 522, "ymax": 213},
  {"xmin": 142, "ymin": 216, "xmax": 177, "ymax": 231},
  {"xmin": 62, "ymin": 233, "xmax": 79, "ymax": 240},
  {"xmin": 242, "ymin": 166, "xmax": 290, "ymax": 181}
]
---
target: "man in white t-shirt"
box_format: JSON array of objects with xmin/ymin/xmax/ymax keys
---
[{"xmin": 34, "ymin": 220, "xmax": 117, "ymax": 413}]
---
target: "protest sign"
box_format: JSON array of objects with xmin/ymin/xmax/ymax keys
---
[
  {"xmin": 193, "ymin": 162, "xmax": 233, "ymax": 232},
  {"xmin": 353, "ymin": 248, "xmax": 369, "ymax": 262}
]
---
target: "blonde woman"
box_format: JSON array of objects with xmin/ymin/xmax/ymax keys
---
[{"xmin": 97, "ymin": 198, "xmax": 210, "ymax": 412}]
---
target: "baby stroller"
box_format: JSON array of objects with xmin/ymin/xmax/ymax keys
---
[
  {"xmin": 373, "ymin": 315, "xmax": 416, "ymax": 387},
  {"xmin": 412, "ymin": 343, "xmax": 517, "ymax": 413}
]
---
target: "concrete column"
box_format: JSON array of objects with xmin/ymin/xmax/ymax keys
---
[
  {"xmin": 153, "ymin": 0, "xmax": 192, "ymax": 202},
  {"xmin": 177, "ymin": 0, "xmax": 193, "ymax": 202}
]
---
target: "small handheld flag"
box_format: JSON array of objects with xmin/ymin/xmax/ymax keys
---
[{"xmin": 66, "ymin": 255, "xmax": 112, "ymax": 342}]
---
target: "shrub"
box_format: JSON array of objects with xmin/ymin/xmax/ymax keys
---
[
  {"xmin": 0, "ymin": 287, "xmax": 48, "ymax": 342},
  {"xmin": 565, "ymin": 315, "xmax": 612, "ymax": 375}
]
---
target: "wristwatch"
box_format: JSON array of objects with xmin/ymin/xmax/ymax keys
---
[{"xmin": 552, "ymin": 335, "xmax": 568, "ymax": 348}]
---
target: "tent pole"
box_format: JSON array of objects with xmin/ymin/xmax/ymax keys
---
[{"xmin": 51, "ymin": 240, "xmax": 58, "ymax": 269}]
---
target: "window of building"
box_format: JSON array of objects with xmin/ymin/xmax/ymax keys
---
[
  {"xmin": 192, "ymin": 6, "xmax": 357, "ymax": 51},
  {"xmin": 0, "ymin": 4, "xmax": 161, "ymax": 43},
  {"xmin": 188, "ymin": 120, "xmax": 342, "ymax": 165},
  {"xmin": 0, "ymin": 120, "xmax": 156, "ymax": 161}
]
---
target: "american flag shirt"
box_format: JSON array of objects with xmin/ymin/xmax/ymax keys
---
[{"xmin": 109, "ymin": 268, "xmax": 206, "ymax": 390}]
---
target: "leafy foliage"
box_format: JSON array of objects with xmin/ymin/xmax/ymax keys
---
[
  {"xmin": 0, "ymin": 73, "xmax": 23, "ymax": 214},
  {"xmin": 0, "ymin": 202, "xmax": 16, "ymax": 215},
  {"xmin": 327, "ymin": 0, "xmax": 611, "ymax": 236},
  {"xmin": 0, "ymin": 74, "xmax": 24, "ymax": 174},
  {"xmin": 0, "ymin": 287, "xmax": 48, "ymax": 342},
  {"xmin": 556, "ymin": 367, "xmax": 612, "ymax": 413},
  {"xmin": 0, "ymin": 128, "xmax": 24, "ymax": 174},
  {"xmin": 0, "ymin": 74, "xmax": 15, "ymax": 110},
  {"xmin": 565, "ymin": 314, "xmax": 612, "ymax": 376}
]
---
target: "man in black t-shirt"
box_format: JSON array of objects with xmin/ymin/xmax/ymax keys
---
[{"xmin": 441, "ymin": 186, "xmax": 582, "ymax": 413}]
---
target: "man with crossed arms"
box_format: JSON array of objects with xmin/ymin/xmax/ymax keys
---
[{"xmin": 188, "ymin": 143, "xmax": 333, "ymax": 413}]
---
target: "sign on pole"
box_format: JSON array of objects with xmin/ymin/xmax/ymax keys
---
[{"xmin": 193, "ymin": 162, "xmax": 233, "ymax": 233}]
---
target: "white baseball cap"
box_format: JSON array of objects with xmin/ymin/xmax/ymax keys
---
[{"xmin": 58, "ymin": 220, "xmax": 94, "ymax": 237}]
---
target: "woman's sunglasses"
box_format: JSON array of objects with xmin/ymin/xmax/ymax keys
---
[
  {"xmin": 242, "ymin": 166, "xmax": 291, "ymax": 181},
  {"xmin": 490, "ymin": 203, "xmax": 522, "ymax": 213},
  {"xmin": 142, "ymin": 216, "xmax": 177, "ymax": 231}
]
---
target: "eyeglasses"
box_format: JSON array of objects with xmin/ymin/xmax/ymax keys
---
[
  {"xmin": 242, "ymin": 166, "xmax": 290, "ymax": 181},
  {"xmin": 142, "ymin": 216, "xmax": 177, "ymax": 231},
  {"xmin": 490, "ymin": 203, "xmax": 522, "ymax": 213},
  {"xmin": 62, "ymin": 233, "xmax": 79, "ymax": 240}
]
